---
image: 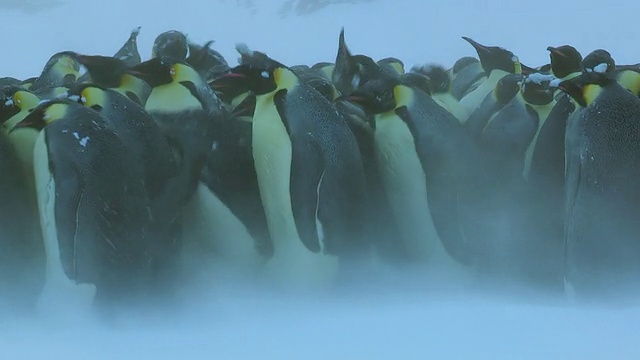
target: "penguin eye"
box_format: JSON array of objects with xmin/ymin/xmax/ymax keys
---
[{"xmin": 260, "ymin": 71, "xmax": 270, "ymax": 79}]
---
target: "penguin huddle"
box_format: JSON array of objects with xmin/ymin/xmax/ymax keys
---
[{"xmin": 1, "ymin": 26, "xmax": 639, "ymax": 315}]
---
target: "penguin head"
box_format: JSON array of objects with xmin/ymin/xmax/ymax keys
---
[
  {"xmin": 554, "ymin": 71, "xmax": 615, "ymax": 107},
  {"xmin": 582, "ymin": 49, "xmax": 616, "ymax": 74},
  {"xmin": 342, "ymin": 76, "xmax": 399, "ymax": 114},
  {"xmin": 547, "ymin": 45, "xmax": 583, "ymax": 79},
  {"xmin": 399, "ymin": 72, "xmax": 432, "ymax": 95},
  {"xmin": 65, "ymin": 83, "xmax": 109, "ymax": 111},
  {"xmin": 152, "ymin": 30, "xmax": 189, "ymax": 60},
  {"xmin": 216, "ymin": 44, "xmax": 289, "ymax": 96},
  {"xmin": 332, "ymin": 28, "xmax": 386, "ymax": 96},
  {"xmin": 377, "ymin": 57, "xmax": 405, "ymax": 77},
  {"xmin": 494, "ymin": 73, "xmax": 523, "ymax": 105},
  {"xmin": 290, "ymin": 65, "xmax": 338, "ymax": 101},
  {"xmin": 71, "ymin": 53, "xmax": 130, "ymax": 88},
  {"xmin": 11, "ymin": 99, "xmax": 75, "ymax": 132},
  {"xmin": 311, "ymin": 62, "xmax": 335, "ymax": 83},
  {"xmin": 462, "ymin": 37, "xmax": 521, "ymax": 74},
  {"xmin": 411, "ymin": 64, "xmax": 450, "ymax": 93},
  {"xmin": 452, "ymin": 56, "xmax": 480, "ymax": 74},
  {"xmin": 0, "ymin": 86, "xmax": 26, "ymax": 124},
  {"xmin": 129, "ymin": 56, "xmax": 201, "ymax": 88},
  {"xmin": 30, "ymin": 51, "xmax": 81, "ymax": 91},
  {"xmin": 521, "ymin": 73, "xmax": 555, "ymax": 106}
]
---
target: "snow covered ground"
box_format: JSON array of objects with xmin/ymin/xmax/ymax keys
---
[{"xmin": 2, "ymin": 0, "xmax": 640, "ymax": 358}]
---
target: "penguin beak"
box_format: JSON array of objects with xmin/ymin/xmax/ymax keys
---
[
  {"xmin": 547, "ymin": 46, "xmax": 567, "ymax": 59},
  {"xmin": 210, "ymin": 72, "xmax": 247, "ymax": 90},
  {"xmin": 462, "ymin": 37, "xmax": 491, "ymax": 56}
]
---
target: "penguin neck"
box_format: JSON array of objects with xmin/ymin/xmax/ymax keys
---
[
  {"xmin": 617, "ymin": 70, "xmax": 640, "ymax": 96},
  {"xmin": 116, "ymin": 74, "xmax": 146, "ymax": 100},
  {"xmin": 145, "ymin": 82, "xmax": 202, "ymax": 113},
  {"xmin": 393, "ymin": 84, "xmax": 415, "ymax": 108},
  {"xmin": 274, "ymin": 67, "xmax": 299, "ymax": 91}
]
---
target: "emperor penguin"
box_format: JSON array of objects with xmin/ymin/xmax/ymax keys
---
[
  {"xmin": 331, "ymin": 28, "xmax": 387, "ymax": 96},
  {"xmin": 71, "ymin": 53, "xmax": 151, "ymax": 106},
  {"xmin": 130, "ymin": 56, "xmax": 264, "ymax": 285},
  {"xmin": 581, "ymin": 49, "xmax": 615, "ymax": 74},
  {"xmin": 466, "ymin": 72, "xmax": 541, "ymax": 279},
  {"xmin": 12, "ymin": 99, "xmax": 155, "ymax": 312},
  {"xmin": 523, "ymin": 91, "xmax": 576, "ymax": 291},
  {"xmin": 449, "ymin": 56, "xmax": 485, "ymax": 100},
  {"xmin": 29, "ymin": 51, "xmax": 81, "ymax": 100},
  {"xmin": 218, "ymin": 45, "xmax": 370, "ymax": 289},
  {"xmin": 0, "ymin": 129, "xmax": 45, "ymax": 312},
  {"xmin": 65, "ymin": 83, "xmax": 186, "ymax": 297},
  {"xmin": 557, "ymin": 71, "xmax": 640, "ymax": 302},
  {"xmin": 458, "ymin": 37, "xmax": 522, "ymax": 118},
  {"xmin": 547, "ymin": 45, "xmax": 583, "ymax": 82},
  {"xmin": 344, "ymin": 70, "xmax": 476, "ymax": 278}
]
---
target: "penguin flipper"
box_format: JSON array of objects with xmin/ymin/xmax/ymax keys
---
[
  {"xmin": 396, "ymin": 105, "xmax": 474, "ymax": 265},
  {"xmin": 290, "ymin": 135, "xmax": 323, "ymax": 253},
  {"xmin": 464, "ymin": 91, "xmax": 503, "ymax": 138}
]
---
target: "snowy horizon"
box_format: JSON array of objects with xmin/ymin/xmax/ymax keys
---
[{"xmin": 3, "ymin": 0, "xmax": 640, "ymax": 80}]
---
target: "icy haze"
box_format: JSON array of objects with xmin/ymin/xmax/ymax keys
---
[{"xmin": 1, "ymin": 0, "xmax": 640, "ymax": 358}]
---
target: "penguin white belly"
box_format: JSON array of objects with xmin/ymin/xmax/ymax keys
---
[
  {"xmin": 458, "ymin": 70, "xmax": 508, "ymax": 119},
  {"xmin": 33, "ymin": 131, "xmax": 95, "ymax": 316},
  {"xmin": 145, "ymin": 84, "xmax": 202, "ymax": 113},
  {"xmin": 253, "ymin": 94, "xmax": 337, "ymax": 289},
  {"xmin": 374, "ymin": 113, "xmax": 452, "ymax": 266},
  {"xmin": 522, "ymin": 103, "xmax": 555, "ymax": 179},
  {"xmin": 8, "ymin": 127, "xmax": 39, "ymax": 189},
  {"xmin": 433, "ymin": 93, "xmax": 469, "ymax": 122},
  {"xmin": 180, "ymin": 182, "xmax": 263, "ymax": 283}
]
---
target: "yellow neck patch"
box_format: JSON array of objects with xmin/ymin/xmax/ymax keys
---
[
  {"xmin": 393, "ymin": 84, "xmax": 415, "ymax": 108},
  {"xmin": 172, "ymin": 63, "xmax": 203, "ymax": 86},
  {"xmin": 81, "ymin": 87, "xmax": 106, "ymax": 108},
  {"xmin": 583, "ymin": 84, "xmax": 603, "ymax": 106},
  {"xmin": 43, "ymin": 103, "xmax": 68, "ymax": 125},
  {"xmin": 274, "ymin": 67, "xmax": 299, "ymax": 91},
  {"xmin": 13, "ymin": 91, "xmax": 40, "ymax": 111},
  {"xmin": 390, "ymin": 62, "xmax": 405, "ymax": 75},
  {"xmin": 53, "ymin": 56, "xmax": 80, "ymax": 79},
  {"xmin": 617, "ymin": 70, "xmax": 640, "ymax": 96}
]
